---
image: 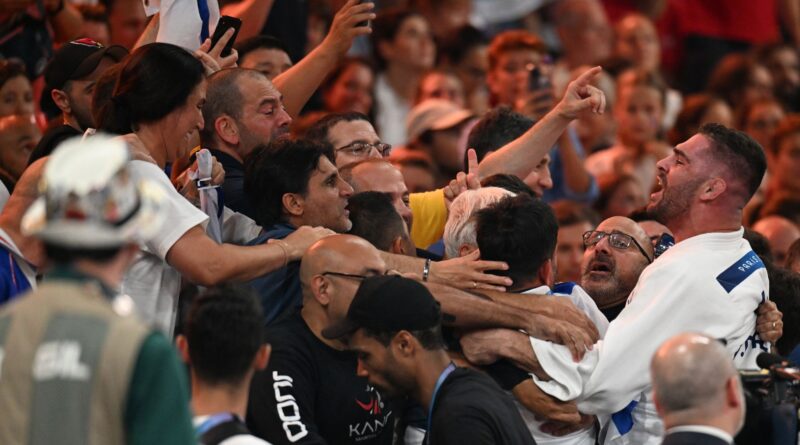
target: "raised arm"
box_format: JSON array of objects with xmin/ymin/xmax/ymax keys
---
[
  {"xmin": 477, "ymin": 67, "xmax": 606, "ymax": 181},
  {"xmin": 272, "ymin": 0, "xmax": 374, "ymax": 117},
  {"xmin": 221, "ymin": 0, "xmax": 275, "ymax": 41}
]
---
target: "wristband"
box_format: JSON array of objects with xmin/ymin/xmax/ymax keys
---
[{"xmin": 422, "ymin": 258, "xmax": 431, "ymax": 282}]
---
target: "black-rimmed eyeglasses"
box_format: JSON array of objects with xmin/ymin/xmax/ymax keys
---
[
  {"xmin": 335, "ymin": 142, "xmax": 392, "ymax": 158},
  {"xmin": 582, "ymin": 230, "xmax": 653, "ymax": 263}
]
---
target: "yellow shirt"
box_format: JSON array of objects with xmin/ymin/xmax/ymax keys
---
[{"xmin": 409, "ymin": 188, "xmax": 447, "ymax": 249}]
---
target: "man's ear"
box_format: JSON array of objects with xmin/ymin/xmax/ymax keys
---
[
  {"xmin": 254, "ymin": 344, "xmax": 271, "ymax": 371},
  {"xmin": 537, "ymin": 258, "xmax": 555, "ymax": 288},
  {"xmin": 282, "ymin": 192, "xmax": 305, "ymax": 217},
  {"xmin": 215, "ymin": 115, "xmax": 240, "ymax": 146},
  {"xmin": 310, "ymin": 275, "xmax": 331, "ymax": 306},
  {"xmin": 726, "ymin": 375, "xmax": 743, "ymax": 409},
  {"xmin": 699, "ymin": 177, "xmax": 727, "ymax": 202},
  {"xmin": 390, "ymin": 236, "xmax": 406, "ymax": 255},
  {"xmin": 393, "ymin": 331, "xmax": 416, "ymax": 358},
  {"xmin": 51, "ymin": 89, "xmax": 71, "ymax": 114},
  {"xmin": 175, "ymin": 334, "xmax": 191, "ymax": 364},
  {"xmin": 458, "ymin": 243, "xmax": 477, "ymax": 258}
]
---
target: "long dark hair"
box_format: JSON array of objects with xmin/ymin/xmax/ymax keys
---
[{"xmin": 97, "ymin": 43, "xmax": 204, "ymax": 134}]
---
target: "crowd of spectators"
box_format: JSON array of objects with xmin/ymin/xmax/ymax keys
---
[{"xmin": 0, "ymin": 0, "xmax": 799, "ymax": 444}]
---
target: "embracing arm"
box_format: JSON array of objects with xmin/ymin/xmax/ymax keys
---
[{"xmin": 166, "ymin": 225, "xmax": 332, "ymax": 286}]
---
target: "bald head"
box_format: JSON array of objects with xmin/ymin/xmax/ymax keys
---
[
  {"xmin": 300, "ymin": 234, "xmax": 386, "ymax": 292},
  {"xmin": 342, "ymin": 159, "xmax": 413, "ymax": 229},
  {"xmin": 752, "ymin": 216, "xmax": 800, "ymax": 267},
  {"xmin": 581, "ymin": 216, "xmax": 652, "ymax": 309},
  {"xmin": 651, "ymin": 333, "xmax": 743, "ymax": 432}
]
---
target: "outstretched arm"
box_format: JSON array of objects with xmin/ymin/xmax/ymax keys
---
[{"xmin": 477, "ymin": 67, "xmax": 606, "ymax": 181}]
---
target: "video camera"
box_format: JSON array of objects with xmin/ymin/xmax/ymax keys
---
[{"xmin": 736, "ymin": 352, "xmax": 800, "ymax": 445}]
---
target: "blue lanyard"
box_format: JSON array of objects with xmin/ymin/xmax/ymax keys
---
[
  {"xmin": 426, "ymin": 363, "xmax": 456, "ymax": 444},
  {"xmin": 195, "ymin": 412, "xmax": 236, "ymax": 438}
]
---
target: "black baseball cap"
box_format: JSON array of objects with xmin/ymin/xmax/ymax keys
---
[
  {"xmin": 40, "ymin": 38, "xmax": 128, "ymax": 116},
  {"xmin": 322, "ymin": 275, "xmax": 443, "ymax": 339}
]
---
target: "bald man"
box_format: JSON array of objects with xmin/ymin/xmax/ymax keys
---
[
  {"xmin": 580, "ymin": 216, "xmax": 653, "ymax": 321},
  {"xmin": 0, "ymin": 114, "xmax": 41, "ymax": 207},
  {"xmin": 246, "ymin": 235, "xmax": 396, "ymax": 445},
  {"xmin": 651, "ymin": 333, "xmax": 745, "ymax": 445},
  {"xmin": 752, "ymin": 216, "xmax": 800, "ymax": 267},
  {"xmin": 341, "ymin": 159, "xmax": 413, "ymax": 231},
  {"xmin": 0, "ymin": 157, "xmax": 46, "ymax": 304}
]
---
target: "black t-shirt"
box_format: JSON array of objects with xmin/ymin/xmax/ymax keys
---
[
  {"xmin": 427, "ymin": 368, "xmax": 535, "ymax": 445},
  {"xmin": 246, "ymin": 312, "xmax": 394, "ymax": 445}
]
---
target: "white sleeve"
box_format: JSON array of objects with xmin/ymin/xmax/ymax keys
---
[
  {"xmin": 533, "ymin": 261, "xmax": 741, "ymax": 415},
  {"xmin": 131, "ymin": 161, "xmax": 208, "ymax": 259}
]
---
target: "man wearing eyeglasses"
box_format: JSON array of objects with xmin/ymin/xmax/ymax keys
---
[
  {"xmin": 580, "ymin": 217, "xmax": 654, "ymax": 322},
  {"xmin": 463, "ymin": 124, "xmax": 783, "ymax": 445},
  {"xmin": 246, "ymin": 235, "xmax": 396, "ymax": 445}
]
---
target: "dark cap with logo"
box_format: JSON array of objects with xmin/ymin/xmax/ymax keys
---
[
  {"xmin": 322, "ymin": 275, "xmax": 443, "ymax": 339},
  {"xmin": 40, "ymin": 38, "xmax": 128, "ymax": 116}
]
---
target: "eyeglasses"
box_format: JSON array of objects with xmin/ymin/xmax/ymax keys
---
[
  {"xmin": 321, "ymin": 271, "xmax": 370, "ymax": 281},
  {"xmin": 582, "ymin": 230, "xmax": 653, "ymax": 263},
  {"xmin": 335, "ymin": 142, "xmax": 392, "ymax": 158}
]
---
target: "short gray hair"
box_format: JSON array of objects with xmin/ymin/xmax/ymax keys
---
[
  {"xmin": 443, "ymin": 187, "xmax": 515, "ymax": 259},
  {"xmin": 651, "ymin": 332, "xmax": 738, "ymax": 415}
]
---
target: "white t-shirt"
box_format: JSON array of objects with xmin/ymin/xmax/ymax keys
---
[
  {"xmin": 122, "ymin": 160, "xmax": 208, "ymax": 334},
  {"xmin": 516, "ymin": 285, "xmax": 607, "ymax": 445},
  {"xmin": 529, "ymin": 228, "xmax": 769, "ymax": 445},
  {"xmin": 193, "ymin": 415, "xmax": 272, "ymax": 445}
]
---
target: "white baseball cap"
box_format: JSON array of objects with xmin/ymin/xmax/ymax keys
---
[{"xmin": 406, "ymin": 99, "xmax": 475, "ymax": 143}]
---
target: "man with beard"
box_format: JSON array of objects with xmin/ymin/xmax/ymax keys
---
[
  {"xmin": 579, "ymin": 216, "xmax": 653, "ymax": 322},
  {"xmin": 462, "ymin": 124, "xmax": 778, "ymax": 444},
  {"xmin": 201, "ymin": 68, "xmax": 292, "ymax": 219},
  {"xmin": 324, "ymin": 275, "xmax": 533, "ymax": 445},
  {"xmin": 32, "ymin": 38, "xmax": 127, "ymax": 161}
]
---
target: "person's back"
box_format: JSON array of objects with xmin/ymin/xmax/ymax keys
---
[{"xmin": 429, "ymin": 367, "xmax": 535, "ymax": 444}]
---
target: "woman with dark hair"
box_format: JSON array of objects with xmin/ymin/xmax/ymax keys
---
[
  {"xmin": 0, "ymin": 60, "xmax": 34, "ymax": 117},
  {"xmin": 98, "ymin": 42, "xmax": 331, "ymax": 334},
  {"xmin": 371, "ymin": 8, "xmax": 436, "ymax": 145}
]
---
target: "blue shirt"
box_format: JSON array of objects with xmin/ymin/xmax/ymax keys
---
[
  {"xmin": 543, "ymin": 127, "xmax": 599, "ymax": 204},
  {"xmin": 245, "ymin": 223, "xmax": 302, "ymax": 325},
  {"xmin": 0, "ymin": 244, "xmax": 33, "ymax": 305}
]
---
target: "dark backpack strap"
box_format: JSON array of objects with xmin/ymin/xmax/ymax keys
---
[{"xmin": 199, "ymin": 419, "xmax": 252, "ymax": 445}]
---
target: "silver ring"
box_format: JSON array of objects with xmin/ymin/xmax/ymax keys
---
[
  {"xmin": 472, "ymin": 281, "xmax": 477, "ymax": 289},
  {"xmin": 773, "ymin": 321, "xmax": 777, "ymax": 329}
]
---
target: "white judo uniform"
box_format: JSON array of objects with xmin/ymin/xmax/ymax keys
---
[
  {"xmin": 517, "ymin": 284, "xmax": 610, "ymax": 445},
  {"xmin": 529, "ymin": 228, "xmax": 769, "ymax": 445}
]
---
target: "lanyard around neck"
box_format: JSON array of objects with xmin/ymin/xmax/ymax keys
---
[{"xmin": 426, "ymin": 362, "xmax": 456, "ymax": 444}]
